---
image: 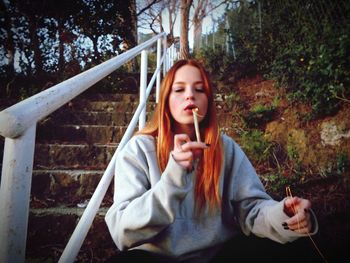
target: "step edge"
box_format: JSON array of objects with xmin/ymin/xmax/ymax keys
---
[{"xmin": 29, "ymin": 206, "xmax": 109, "ymax": 216}]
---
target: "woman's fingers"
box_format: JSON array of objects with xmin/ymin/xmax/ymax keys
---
[
  {"xmin": 172, "ymin": 134, "xmax": 209, "ymax": 169},
  {"xmin": 174, "ymin": 150, "xmax": 193, "ymax": 160},
  {"xmin": 174, "ymin": 134, "xmax": 191, "ymax": 152},
  {"xmin": 289, "ymin": 209, "xmax": 312, "ymax": 232},
  {"xmin": 292, "ymin": 225, "xmax": 311, "ymax": 234},
  {"xmin": 288, "ymin": 217, "xmax": 308, "ymax": 230},
  {"xmin": 284, "ymin": 197, "xmax": 311, "ymax": 216},
  {"xmin": 284, "ymin": 197, "xmax": 313, "ymax": 233},
  {"xmin": 290, "ymin": 214, "xmax": 312, "ymax": 234},
  {"xmin": 180, "ymin": 141, "xmax": 208, "ymax": 151},
  {"xmin": 175, "ymin": 151, "xmax": 193, "ymax": 167}
]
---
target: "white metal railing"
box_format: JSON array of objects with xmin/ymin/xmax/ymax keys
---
[{"xmin": 0, "ymin": 32, "xmax": 178, "ymax": 263}]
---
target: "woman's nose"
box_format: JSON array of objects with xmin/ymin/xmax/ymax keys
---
[{"xmin": 185, "ymin": 88, "xmax": 195, "ymax": 100}]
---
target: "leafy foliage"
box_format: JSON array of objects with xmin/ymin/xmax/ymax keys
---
[
  {"xmin": 197, "ymin": 0, "xmax": 350, "ymax": 118},
  {"xmin": 0, "ymin": 0, "xmax": 139, "ymax": 99},
  {"xmin": 269, "ymin": 23, "xmax": 350, "ymax": 117},
  {"xmin": 240, "ymin": 129, "xmax": 272, "ymax": 164},
  {"xmin": 256, "ymin": 0, "xmax": 349, "ymax": 117},
  {"xmin": 0, "ymin": 0, "xmax": 134, "ymax": 76},
  {"xmin": 244, "ymin": 103, "xmax": 277, "ymax": 128}
]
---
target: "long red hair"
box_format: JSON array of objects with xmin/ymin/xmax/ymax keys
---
[{"xmin": 138, "ymin": 59, "xmax": 223, "ymax": 212}]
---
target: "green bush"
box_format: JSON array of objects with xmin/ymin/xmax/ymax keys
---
[
  {"xmin": 244, "ymin": 103, "xmax": 277, "ymax": 128},
  {"xmin": 270, "ymin": 26, "xmax": 350, "ymax": 117},
  {"xmin": 221, "ymin": 0, "xmax": 350, "ymax": 118},
  {"xmin": 194, "ymin": 46, "xmax": 236, "ymax": 78},
  {"xmin": 240, "ymin": 129, "xmax": 272, "ymax": 164}
]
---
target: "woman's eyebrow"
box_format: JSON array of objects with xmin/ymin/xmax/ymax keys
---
[{"xmin": 173, "ymin": 81, "xmax": 203, "ymax": 85}]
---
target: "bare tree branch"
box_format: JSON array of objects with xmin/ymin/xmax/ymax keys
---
[{"xmin": 137, "ymin": 0, "xmax": 162, "ymax": 16}]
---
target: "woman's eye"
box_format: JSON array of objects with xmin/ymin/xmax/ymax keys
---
[
  {"xmin": 174, "ymin": 88, "xmax": 184, "ymax": 92},
  {"xmin": 195, "ymin": 87, "xmax": 205, "ymax": 92}
]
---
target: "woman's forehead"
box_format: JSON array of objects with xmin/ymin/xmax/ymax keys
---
[{"xmin": 173, "ymin": 65, "xmax": 203, "ymax": 83}]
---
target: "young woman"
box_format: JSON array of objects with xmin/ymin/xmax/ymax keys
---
[{"xmin": 105, "ymin": 59, "xmax": 319, "ymax": 263}]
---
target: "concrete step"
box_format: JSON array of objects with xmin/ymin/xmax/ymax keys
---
[
  {"xmin": 27, "ymin": 207, "xmax": 116, "ymax": 262},
  {"xmin": 36, "ymin": 124, "xmax": 238, "ymax": 145},
  {"xmin": 48, "ymin": 110, "xmax": 132, "ymax": 126},
  {"xmin": 65, "ymin": 100, "xmax": 157, "ymax": 113},
  {"xmin": 46, "ymin": 110, "xmax": 154, "ymax": 126},
  {"xmin": 30, "ymin": 206, "xmax": 109, "ymax": 218},
  {"xmin": 59, "ymin": 94, "xmax": 231, "ymax": 114},
  {"xmin": 31, "ymin": 169, "xmax": 114, "ymax": 207},
  {"xmin": 36, "ymin": 124, "xmax": 131, "ymax": 144},
  {"xmin": 34, "ymin": 143, "xmax": 118, "ymax": 170},
  {"xmin": 77, "ymin": 92, "xmax": 156, "ymax": 102},
  {"xmin": 40, "ymin": 106, "xmax": 236, "ymax": 127}
]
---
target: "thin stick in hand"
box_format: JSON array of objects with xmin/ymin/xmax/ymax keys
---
[
  {"xmin": 192, "ymin": 108, "xmax": 201, "ymax": 142},
  {"xmin": 285, "ymin": 186, "xmax": 328, "ymax": 263}
]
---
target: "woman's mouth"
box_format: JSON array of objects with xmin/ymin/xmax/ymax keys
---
[{"xmin": 184, "ymin": 104, "xmax": 198, "ymax": 113}]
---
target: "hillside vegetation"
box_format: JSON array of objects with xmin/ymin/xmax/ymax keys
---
[{"xmin": 191, "ymin": 2, "xmax": 350, "ymax": 259}]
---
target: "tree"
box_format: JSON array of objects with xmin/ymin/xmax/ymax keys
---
[
  {"xmin": 192, "ymin": 0, "xmax": 231, "ymax": 52},
  {"xmin": 136, "ymin": 0, "xmax": 231, "ymax": 58},
  {"xmin": 179, "ymin": 0, "xmax": 193, "ymax": 59},
  {"xmin": 192, "ymin": 0, "xmax": 208, "ymax": 52},
  {"xmin": 137, "ymin": 0, "xmax": 164, "ymax": 35},
  {"xmin": 0, "ymin": 0, "xmax": 133, "ymax": 77},
  {"xmin": 74, "ymin": 1, "xmax": 128, "ymax": 65},
  {"xmin": 137, "ymin": 0, "xmax": 179, "ymax": 47},
  {"xmin": 127, "ymin": 0, "xmax": 138, "ymax": 50},
  {"xmin": 17, "ymin": 0, "xmax": 45, "ymax": 76},
  {"xmin": 0, "ymin": 0, "xmax": 15, "ymax": 75},
  {"xmin": 166, "ymin": 0, "xmax": 180, "ymax": 45}
]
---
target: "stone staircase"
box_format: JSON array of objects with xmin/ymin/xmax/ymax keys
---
[
  {"xmin": 26, "ymin": 91, "xmax": 159, "ymax": 262},
  {"xmin": 0, "ymin": 87, "xmax": 236, "ymax": 262}
]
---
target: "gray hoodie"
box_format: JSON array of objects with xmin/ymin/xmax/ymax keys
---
[{"xmin": 105, "ymin": 133, "xmax": 318, "ymax": 262}]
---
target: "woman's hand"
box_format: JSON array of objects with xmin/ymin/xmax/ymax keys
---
[
  {"xmin": 171, "ymin": 134, "xmax": 208, "ymax": 170},
  {"xmin": 283, "ymin": 196, "xmax": 313, "ymax": 234}
]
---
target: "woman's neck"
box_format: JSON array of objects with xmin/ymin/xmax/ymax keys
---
[{"xmin": 173, "ymin": 124, "xmax": 196, "ymax": 141}]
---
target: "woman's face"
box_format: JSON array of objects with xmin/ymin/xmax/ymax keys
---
[{"xmin": 168, "ymin": 65, "xmax": 208, "ymax": 131}]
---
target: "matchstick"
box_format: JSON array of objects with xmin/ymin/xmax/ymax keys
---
[{"xmin": 192, "ymin": 108, "xmax": 201, "ymax": 142}]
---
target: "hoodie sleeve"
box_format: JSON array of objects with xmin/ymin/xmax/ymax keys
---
[
  {"xmin": 224, "ymin": 136, "xmax": 318, "ymax": 244},
  {"xmin": 105, "ymin": 136, "xmax": 192, "ymax": 250}
]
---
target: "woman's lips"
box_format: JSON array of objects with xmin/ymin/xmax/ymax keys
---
[
  {"xmin": 184, "ymin": 104, "xmax": 198, "ymax": 110},
  {"xmin": 184, "ymin": 104, "xmax": 198, "ymax": 114}
]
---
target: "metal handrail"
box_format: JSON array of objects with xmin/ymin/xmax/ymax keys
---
[
  {"xmin": 0, "ymin": 32, "xmax": 171, "ymax": 263},
  {"xmin": 58, "ymin": 51, "xmax": 166, "ymax": 263},
  {"xmin": 0, "ymin": 33, "xmax": 166, "ymax": 138}
]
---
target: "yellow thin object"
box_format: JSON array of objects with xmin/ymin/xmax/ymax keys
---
[
  {"xmin": 192, "ymin": 108, "xmax": 201, "ymax": 142},
  {"xmin": 285, "ymin": 186, "xmax": 328, "ymax": 263}
]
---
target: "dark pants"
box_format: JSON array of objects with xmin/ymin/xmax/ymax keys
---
[
  {"xmin": 210, "ymin": 234, "xmax": 324, "ymax": 263},
  {"xmin": 105, "ymin": 249, "xmax": 179, "ymax": 263},
  {"xmin": 105, "ymin": 234, "xmax": 325, "ymax": 263}
]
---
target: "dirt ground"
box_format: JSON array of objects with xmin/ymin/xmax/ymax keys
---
[{"xmin": 230, "ymin": 75, "xmax": 350, "ymax": 262}]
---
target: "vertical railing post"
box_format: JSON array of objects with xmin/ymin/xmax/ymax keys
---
[
  {"xmin": 163, "ymin": 35, "xmax": 167, "ymax": 76},
  {"xmin": 156, "ymin": 38, "xmax": 162, "ymax": 104},
  {"xmin": 169, "ymin": 46, "xmax": 173, "ymax": 68},
  {"xmin": 167, "ymin": 49, "xmax": 170, "ymax": 71},
  {"xmin": 167, "ymin": 47, "xmax": 171, "ymax": 71},
  {"xmin": 171, "ymin": 45, "xmax": 175, "ymax": 67},
  {"xmin": 168, "ymin": 46, "xmax": 172, "ymax": 70},
  {"xmin": 0, "ymin": 125, "xmax": 36, "ymax": 263},
  {"xmin": 139, "ymin": 50, "xmax": 148, "ymax": 130}
]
